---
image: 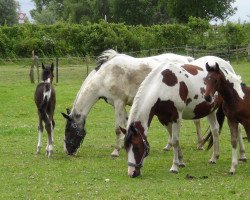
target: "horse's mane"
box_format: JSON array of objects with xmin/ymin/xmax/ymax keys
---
[
  {"xmin": 220, "ymin": 66, "xmax": 242, "ymax": 85},
  {"xmin": 127, "ymin": 63, "xmax": 165, "ymax": 127},
  {"xmin": 95, "ymin": 49, "xmax": 119, "ymax": 71}
]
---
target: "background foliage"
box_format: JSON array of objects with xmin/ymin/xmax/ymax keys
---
[{"xmin": 0, "ymin": 18, "xmax": 249, "ymax": 58}]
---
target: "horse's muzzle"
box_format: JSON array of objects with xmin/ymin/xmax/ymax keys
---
[{"xmin": 128, "ymin": 166, "xmax": 141, "ymax": 178}]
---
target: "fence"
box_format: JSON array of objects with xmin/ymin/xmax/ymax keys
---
[{"xmin": 0, "ymin": 45, "xmax": 249, "ymax": 83}]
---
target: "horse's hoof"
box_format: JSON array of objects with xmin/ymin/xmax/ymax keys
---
[
  {"xmin": 163, "ymin": 145, "xmax": 172, "ymax": 151},
  {"xmin": 170, "ymin": 170, "xmax": 179, "ymax": 174},
  {"xmin": 111, "ymin": 149, "xmax": 119, "ymax": 157},
  {"xmin": 209, "ymin": 160, "xmax": 216, "ymax": 164},
  {"xmin": 228, "ymin": 171, "xmax": 235, "ymax": 175},
  {"xmin": 239, "ymin": 158, "xmax": 247, "ymax": 162},
  {"xmin": 197, "ymin": 146, "xmax": 204, "ymax": 151},
  {"xmin": 179, "ymin": 163, "xmax": 186, "ymax": 168}
]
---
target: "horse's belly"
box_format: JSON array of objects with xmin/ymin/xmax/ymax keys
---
[{"xmin": 182, "ymin": 100, "xmax": 215, "ymax": 120}]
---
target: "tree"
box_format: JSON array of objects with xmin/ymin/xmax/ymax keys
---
[
  {"xmin": 112, "ymin": 0, "xmax": 158, "ymax": 25},
  {"xmin": 0, "ymin": 0, "xmax": 18, "ymax": 25},
  {"xmin": 167, "ymin": 0, "xmax": 237, "ymax": 23},
  {"xmin": 31, "ymin": 0, "xmax": 64, "ymax": 24}
]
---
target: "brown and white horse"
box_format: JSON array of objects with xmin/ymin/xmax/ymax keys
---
[
  {"xmin": 123, "ymin": 56, "xmax": 245, "ymax": 177},
  {"xmin": 34, "ymin": 63, "xmax": 56, "ymax": 157},
  {"xmin": 204, "ymin": 63, "xmax": 248, "ymax": 174},
  {"xmin": 62, "ymin": 49, "xmax": 199, "ymax": 156}
]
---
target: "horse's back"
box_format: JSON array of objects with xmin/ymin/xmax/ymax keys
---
[
  {"xmin": 192, "ymin": 56, "xmax": 235, "ymax": 73},
  {"xmin": 34, "ymin": 83, "xmax": 56, "ymax": 110}
]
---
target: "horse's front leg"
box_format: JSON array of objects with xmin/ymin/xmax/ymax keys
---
[
  {"xmin": 193, "ymin": 119, "xmax": 204, "ymax": 150},
  {"xmin": 36, "ymin": 113, "xmax": 43, "ymax": 154},
  {"xmin": 170, "ymin": 117, "xmax": 183, "ymax": 173},
  {"xmin": 45, "ymin": 120, "xmax": 53, "ymax": 158},
  {"xmin": 163, "ymin": 124, "xmax": 172, "ymax": 151},
  {"xmin": 111, "ymin": 101, "xmax": 127, "ymax": 157},
  {"xmin": 206, "ymin": 112, "xmax": 220, "ymax": 164},
  {"xmin": 228, "ymin": 119, "xmax": 239, "ymax": 174},
  {"xmin": 238, "ymin": 125, "xmax": 247, "ymax": 162}
]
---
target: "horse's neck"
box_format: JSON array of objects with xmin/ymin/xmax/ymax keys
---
[
  {"xmin": 219, "ymin": 79, "xmax": 244, "ymax": 106},
  {"xmin": 72, "ymin": 72, "xmax": 99, "ymax": 121}
]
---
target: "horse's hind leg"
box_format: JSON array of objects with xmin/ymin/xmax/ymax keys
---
[
  {"xmin": 112, "ymin": 101, "xmax": 127, "ymax": 157},
  {"xmin": 45, "ymin": 119, "xmax": 53, "ymax": 158},
  {"xmin": 37, "ymin": 113, "xmax": 43, "ymax": 154}
]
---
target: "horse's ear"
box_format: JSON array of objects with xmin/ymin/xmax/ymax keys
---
[
  {"xmin": 42, "ymin": 63, "xmax": 45, "ymax": 70},
  {"xmin": 119, "ymin": 126, "xmax": 126, "ymax": 135},
  {"xmin": 206, "ymin": 62, "xmax": 214, "ymax": 72},
  {"xmin": 61, "ymin": 112, "xmax": 72, "ymax": 121},
  {"xmin": 51, "ymin": 63, "xmax": 54, "ymax": 72},
  {"xmin": 215, "ymin": 62, "xmax": 219, "ymax": 71}
]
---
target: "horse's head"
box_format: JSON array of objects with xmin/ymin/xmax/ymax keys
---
[
  {"xmin": 204, "ymin": 62, "xmax": 221, "ymax": 103},
  {"xmin": 62, "ymin": 109, "xmax": 86, "ymax": 155},
  {"xmin": 42, "ymin": 63, "xmax": 54, "ymax": 83},
  {"xmin": 124, "ymin": 121, "xmax": 149, "ymax": 178}
]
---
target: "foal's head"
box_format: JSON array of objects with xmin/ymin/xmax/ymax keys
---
[
  {"xmin": 42, "ymin": 63, "xmax": 54, "ymax": 83},
  {"xmin": 204, "ymin": 62, "xmax": 222, "ymax": 102},
  {"xmin": 124, "ymin": 121, "xmax": 149, "ymax": 178},
  {"xmin": 62, "ymin": 109, "xmax": 86, "ymax": 155}
]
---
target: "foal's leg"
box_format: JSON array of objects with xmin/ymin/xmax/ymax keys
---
[
  {"xmin": 37, "ymin": 113, "xmax": 43, "ymax": 154},
  {"xmin": 45, "ymin": 117, "xmax": 53, "ymax": 158},
  {"xmin": 170, "ymin": 116, "xmax": 182, "ymax": 173},
  {"xmin": 228, "ymin": 120, "xmax": 239, "ymax": 174},
  {"xmin": 111, "ymin": 100, "xmax": 127, "ymax": 157},
  {"xmin": 193, "ymin": 119, "xmax": 204, "ymax": 150},
  {"xmin": 206, "ymin": 112, "xmax": 220, "ymax": 164}
]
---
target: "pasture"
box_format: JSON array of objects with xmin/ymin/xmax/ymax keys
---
[{"xmin": 0, "ymin": 61, "xmax": 250, "ymax": 199}]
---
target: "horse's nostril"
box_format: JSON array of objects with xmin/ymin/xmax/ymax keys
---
[{"xmin": 205, "ymin": 95, "xmax": 212, "ymax": 102}]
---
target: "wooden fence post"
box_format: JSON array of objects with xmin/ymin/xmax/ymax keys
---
[
  {"xmin": 56, "ymin": 57, "xmax": 59, "ymax": 83},
  {"xmin": 247, "ymin": 45, "xmax": 250, "ymax": 62},
  {"xmin": 29, "ymin": 50, "xmax": 39, "ymax": 83}
]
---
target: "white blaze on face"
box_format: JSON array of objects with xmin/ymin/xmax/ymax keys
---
[{"xmin": 127, "ymin": 145, "xmax": 136, "ymax": 176}]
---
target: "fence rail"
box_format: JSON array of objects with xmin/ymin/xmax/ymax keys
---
[{"xmin": 0, "ymin": 45, "xmax": 249, "ymax": 83}]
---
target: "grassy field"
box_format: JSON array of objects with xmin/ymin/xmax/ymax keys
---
[{"xmin": 0, "ymin": 61, "xmax": 250, "ymax": 199}]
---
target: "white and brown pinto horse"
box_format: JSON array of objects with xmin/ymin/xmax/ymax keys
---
[
  {"xmin": 62, "ymin": 49, "xmax": 196, "ymax": 156},
  {"xmin": 123, "ymin": 56, "xmax": 245, "ymax": 177},
  {"xmin": 204, "ymin": 63, "xmax": 248, "ymax": 174},
  {"xmin": 34, "ymin": 63, "xmax": 56, "ymax": 157}
]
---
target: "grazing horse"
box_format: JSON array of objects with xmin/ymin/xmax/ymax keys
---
[
  {"xmin": 123, "ymin": 56, "xmax": 240, "ymax": 178},
  {"xmin": 62, "ymin": 49, "xmax": 198, "ymax": 156},
  {"xmin": 34, "ymin": 63, "xmax": 56, "ymax": 157},
  {"xmin": 204, "ymin": 63, "xmax": 248, "ymax": 174}
]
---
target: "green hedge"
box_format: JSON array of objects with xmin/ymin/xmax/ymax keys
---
[{"xmin": 0, "ymin": 19, "xmax": 249, "ymax": 58}]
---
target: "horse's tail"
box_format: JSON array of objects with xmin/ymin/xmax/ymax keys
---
[
  {"xmin": 95, "ymin": 49, "xmax": 118, "ymax": 71},
  {"xmin": 203, "ymin": 105, "xmax": 225, "ymax": 150}
]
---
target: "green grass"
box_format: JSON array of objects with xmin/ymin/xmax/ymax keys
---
[{"xmin": 0, "ymin": 61, "xmax": 250, "ymax": 199}]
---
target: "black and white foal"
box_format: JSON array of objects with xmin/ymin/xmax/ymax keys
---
[{"xmin": 34, "ymin": 63, "xmax": 56, "ymax": 157}]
